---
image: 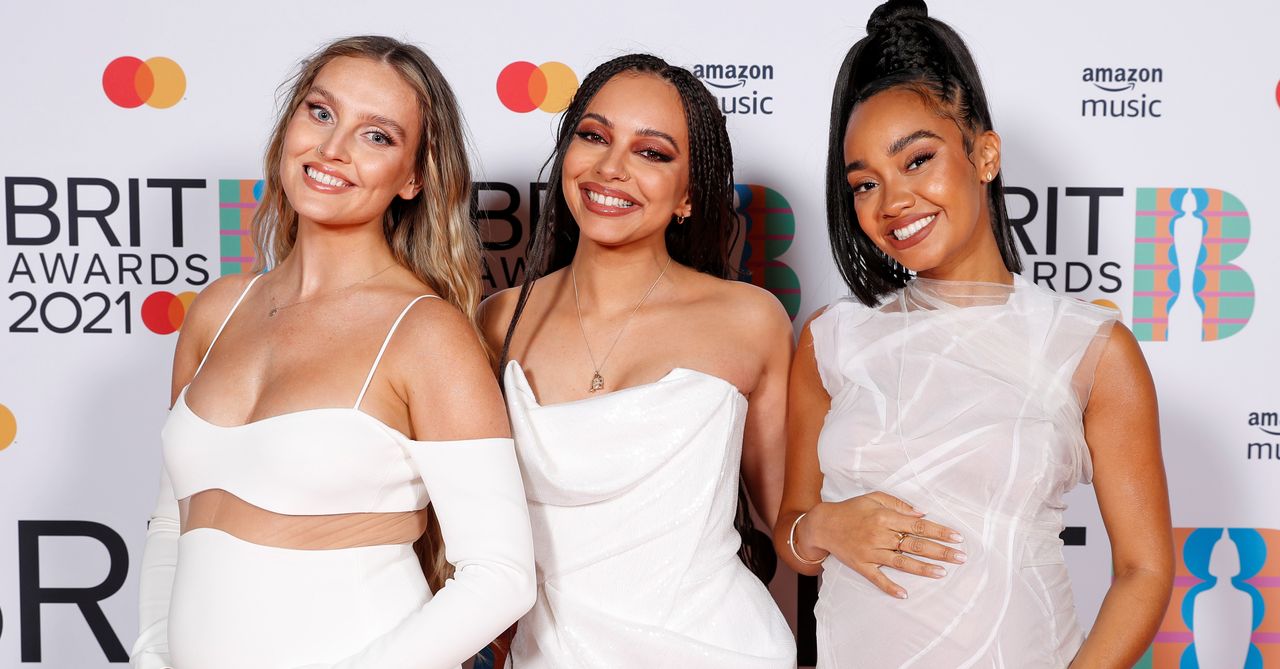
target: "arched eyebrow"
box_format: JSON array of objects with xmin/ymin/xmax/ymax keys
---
[
  {"xmin": 308, "ymin": 86, "xmax": 408, "ymax": 142},
  {"xmin": 581, "ymin": 112, "xmax": 681, "ymax": 153},
  {"xmin": 845, "ymin": 128, "xmax": 942, "ymax": 173}
]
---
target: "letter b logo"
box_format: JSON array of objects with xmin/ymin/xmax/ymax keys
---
[{"xmin": 1133, "ymin": 188, "xmax": 1254, "ymax": 341}]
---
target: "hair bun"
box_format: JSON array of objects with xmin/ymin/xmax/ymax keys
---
[{"xmin": 867, "ymin": 0, "xmax": 929, "ymax": 34}]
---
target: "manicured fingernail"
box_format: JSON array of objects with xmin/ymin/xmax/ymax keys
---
[
  {"xmin": 895, "ymin": 590, "xmax": 908, "ymax": 599},
  {"xmin": 954, "ymin": 551, "xmax": 967, "ymax": 563},
  {"xmin": 931, "ymin": 566, "xmax": 947, "ymax": 578},
  {"xmin": 908, "ymin": 507, "xmax": 925, "ymax": 516},
  {"xmin": 949, "ymin": 533, "xmax": 964, "ymax": 542}
]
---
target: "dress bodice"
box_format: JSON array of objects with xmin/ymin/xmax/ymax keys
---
[
  {"xmin": 810, "ymin": 275, "xmax": 1117, "ymax": 668},
  {"xmin": 164, "ymin": 390, "xmax": 429, "ymax": 515},
  {"xmin": 503, "ymin": 361, "xmax": 795, "ymax": 668}
]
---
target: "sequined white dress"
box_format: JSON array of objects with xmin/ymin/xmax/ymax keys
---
[
  {"xmin": 503, "ymin": 361, "xmax": 796, "ymax": 668},
  {"xmin": 809, "ymin": 275, "xmax": 1116, "ymax": 668}
]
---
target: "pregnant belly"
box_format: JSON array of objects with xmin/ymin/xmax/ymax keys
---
[
  {"xmin": 169, "ymin": 529, "xmax": 428, "ymax": 669},
  {"xmin": 815, "ymin": 560, "xmax": 1083, "ymax": 668}
]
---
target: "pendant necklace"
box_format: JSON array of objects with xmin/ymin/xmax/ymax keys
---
[
  {"xmin": 268, "ymin": 262, "xmax": 396, "ymax": 318},
  {"xmin": 571, "ymin": 257, "xmax": 672, "ymax": 393}
]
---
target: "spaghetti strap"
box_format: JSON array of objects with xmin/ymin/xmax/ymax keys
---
[
  {"xmin": 354, "ymin": 295, "xmax": 441, "ymax": 409},
  {"xmin": 193, "ymin": 274, "xmax": 264, "ymax": 377}
]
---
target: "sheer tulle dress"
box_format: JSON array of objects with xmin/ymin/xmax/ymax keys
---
[
  {"xmin": 131, "ymin": 275, "xmax": 536, "ymax": 669},
  {"xmin": 809, "ymin": 275, "xmax": 1116, "ymax": 668},
  {"xmin": 502, "ymin": 361, "xmax": 796, "ymax": 668}
]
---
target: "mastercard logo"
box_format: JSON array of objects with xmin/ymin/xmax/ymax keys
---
[
  {"xmin": 142, "ymin": 290, "xmax": 198, "ymax": 334},
  {"xmin": 0, "ymin": 403, "xmax": 15, "ymax": 451},
  {"xmin": 103, "ymin": 56, "xmax": 186, "ymax": 109},
  {"xmin": 497, "ymin": 61, "xmax": 578, "ymax": 113}
]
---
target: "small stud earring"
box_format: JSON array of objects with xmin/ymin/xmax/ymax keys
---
[{"xmin": 985, "ymin": 172, "xmax": 994, "ymax": 182}]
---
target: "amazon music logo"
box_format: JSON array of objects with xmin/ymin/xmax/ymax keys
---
[
  {"xmin": 1080, "ymin": 65, "xmax": 1164, "ymax": 118},
  {"xmin": 1248, "ymin": 411, "xmax": 1280, "ymax": 462},
  {"xmin": 692, "ymin": 62, "xmax": 775, "ymax": 115}
]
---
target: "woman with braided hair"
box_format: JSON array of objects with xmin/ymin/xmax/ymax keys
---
[
  {"xmin": 776, "ymin": 1, "xmax": 1172, "ymax": 666},
  {"xmin": 480, "ymin": 54, "xmax": 796, "ymax": 667}
]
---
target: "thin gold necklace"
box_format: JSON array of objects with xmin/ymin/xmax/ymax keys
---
[
  {"xmin": 571, "ymin": 257, "xmax": 672, "ymax": 393},
  {"xmin": 268, "ymin": 262, "xmax": 396, "ymax": 318}
]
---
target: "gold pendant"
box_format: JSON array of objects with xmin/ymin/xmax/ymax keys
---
[{"xmin": 589, "ymin": 372, "xmax": 604, "ymax": 393}]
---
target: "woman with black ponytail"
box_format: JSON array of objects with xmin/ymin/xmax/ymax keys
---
[
  {"xmin": 480, "ymin": 54, "xmax": 796, "ymax": 667},
  {"xmin": 776, "ymin": 2, "xmax": 1172, "ymax": 666}
]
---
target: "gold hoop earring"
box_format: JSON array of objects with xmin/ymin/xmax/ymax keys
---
[{"xmin": 676, "ymin": 215, "xmax": 686, "ymax": 225}]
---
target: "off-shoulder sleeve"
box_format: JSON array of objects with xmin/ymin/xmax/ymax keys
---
[
  {"xmin": 300, "ymin": 437, "xmax": 536, "ymax": 669},
  {"xmin": 130, "ymin": 466, "xmax": 179, "ymax": 669}
]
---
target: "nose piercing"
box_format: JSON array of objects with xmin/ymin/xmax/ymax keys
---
[{"xmin": 316, "ymin": 144, "xmax": 326, "ymax": 158}]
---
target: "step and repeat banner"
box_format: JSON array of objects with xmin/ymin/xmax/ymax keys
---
[{"xmin": 0, "ymin": 1, "xmax": 1276, "ymax": 667}]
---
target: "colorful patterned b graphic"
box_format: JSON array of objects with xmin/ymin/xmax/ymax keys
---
[
  {"xmin": 219, "ymin": 179, "xmax": 264, "ymax": 276},
  {"xmin": 1143, "ymin": 527, "xmax": 1280, "ymax": 668},
  {"xmin": 1133, "ymin": 188, "xmax": 1254, "ymax": 341},
  {"xmin": 734, "ymin": 184, "xmax": 801, "ymax": 321}
]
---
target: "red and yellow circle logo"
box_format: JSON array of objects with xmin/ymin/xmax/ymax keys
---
[
  {"xmin": 142, "ymin": 291, "xmax": 198, "ymax": 334},
  {"xmin": 497, "ymin": 61, "xmax": 578, "ymax": 113},
  {"xmin": 0, "ymin": 403, "xmax": 16, "ymax": 452},
  {"xmin": 103, "ymin": 56, "xmax": 186, "ymax": 109}
]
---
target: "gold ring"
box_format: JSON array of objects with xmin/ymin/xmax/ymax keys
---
[{"xmin": 894, "ymin": 532, "xmax": 908, "ymax": 553}]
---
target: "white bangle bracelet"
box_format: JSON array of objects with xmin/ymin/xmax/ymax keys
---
[{"xmin": 788, "ymin": 511, "xmax": 826, "ymax": 566}]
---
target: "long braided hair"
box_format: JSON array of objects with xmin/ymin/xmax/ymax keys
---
[
  {"xmin": 827, "ymin": 0, "xmax": 1022, "ymax": 306},
  {"xmin": 501, "ymin": 53, "xmax": 775, "ymax": 583}
]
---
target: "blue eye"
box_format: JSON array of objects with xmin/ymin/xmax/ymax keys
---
[
  {"xmin": 367, "ymin": 131, "xmax": 391, "ymax": 146},
  {"xmin": 309, "ymin": 104, "xmax": 333, "ymax": 123}
]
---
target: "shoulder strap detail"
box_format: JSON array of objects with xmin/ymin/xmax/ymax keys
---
[
  {"xmin": 193, "ymin": 274, "xmax": 264, "ymax": 377},
  {"xmin": 354, "ymin": 295, "xmax": 442, "ymax": 409}
]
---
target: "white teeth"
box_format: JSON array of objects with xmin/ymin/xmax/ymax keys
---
[
  {"xmin": 306, "ymin": 166, "xmax": 349, "ymax": 187},
  {"xmin": 586, "ymin": 190, "xmax": 634, "ymax": 208},
  {"xmin": 892, "ymin": 214, "xmax": 936, "ymax": 241}
]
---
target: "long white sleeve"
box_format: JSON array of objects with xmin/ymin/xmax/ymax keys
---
[
  {"xmin": 301, "ymin": 436, "xmax": 535, "ymax": 669},
  {"xmin": 130, "ymin": 466, "xmax": 179, "ymax": 669}
]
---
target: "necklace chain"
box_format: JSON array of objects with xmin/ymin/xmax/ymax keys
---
[
  {"xmin": 268, "ymin": 262, "xmax": 396, "ymax": 318},
  {"xmin": 571, "ymin": 257, "xmax": 672, "ymax": 393}
]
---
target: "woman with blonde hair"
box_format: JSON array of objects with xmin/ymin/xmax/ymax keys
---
[{"xmin": 131, "ymin": 36, "xmax": 534, "ymax": 668}]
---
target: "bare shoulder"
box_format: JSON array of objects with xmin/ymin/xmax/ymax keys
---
[
  {"xmin": 703, "ymin": 278, "xmax": 792, "ymax": 336},
  {"xmin": 1094, "ymin": 321, "xmax": 1152, "ymax": 386},
  {"xmin": 478, "ymin": 285, "xmax": 522, "ymax": 351},
  {"xmin": 179, "ymin": 273, "xmax": 260, "ymax": 353}
]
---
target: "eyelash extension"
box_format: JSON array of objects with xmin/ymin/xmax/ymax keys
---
[
  {"xmin": 906, "ymin": 150, "xmax": 936, "ymax": 169},
  {"xmin": 639, "ymin": 148, "xmax": 673, "ymax": 163}
]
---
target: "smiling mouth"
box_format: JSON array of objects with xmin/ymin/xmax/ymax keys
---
[
  {"xmin": 305, "ymin": 166, "xmax": 351, "ymax": 188},
  {"xmin": 892, "ymin": 214, "xmax": 936, "ymax": 241},
  {"xmin": 585, "ymin": 189, "xmax": 635, "ymax": 208}
]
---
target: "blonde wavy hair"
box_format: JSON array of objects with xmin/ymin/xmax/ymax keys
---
[
  {"xmin": 252, "ymin": 35, "xmax": 482, "ymax": 590},
  {"xmin": 252, "ymin": 35, "xmax": 483, "ymax": 329}
]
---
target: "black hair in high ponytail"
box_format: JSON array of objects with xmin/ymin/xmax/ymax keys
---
[{"xmin": 827, "ymin": 0, "xmax": 1022, "ymax": 306}]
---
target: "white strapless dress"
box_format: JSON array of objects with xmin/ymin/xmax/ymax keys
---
[
  {"xmin": 503, "ymin": 361, "xmax": 796, "ymax": 668},
  {"xmin": 809, "ymin": 275, "xmax": 1117, "ymax": 668}
]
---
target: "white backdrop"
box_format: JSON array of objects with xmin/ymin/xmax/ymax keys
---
[{"xmin": 0, "ymin": 1, "xmax": 1277, "ymax": 667}]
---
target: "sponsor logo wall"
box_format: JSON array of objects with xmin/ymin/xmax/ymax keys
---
[{"xmin": 0, "ymin": 2, "xmax": 1275, "ymax": 666}]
